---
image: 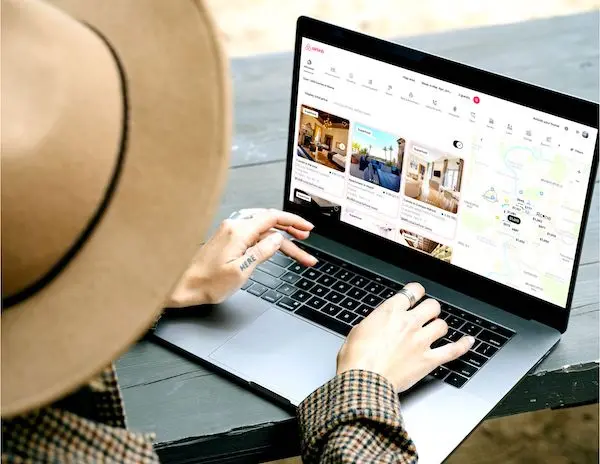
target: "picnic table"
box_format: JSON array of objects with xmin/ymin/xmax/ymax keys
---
[{"xmin": 117, "ymin": 12, "xmax": 599, "ymax": 464}]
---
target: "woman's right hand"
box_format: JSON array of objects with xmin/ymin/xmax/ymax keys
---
[{"xmin": 336, "ymin": 283, "xmax": 475, "ymax": 392}]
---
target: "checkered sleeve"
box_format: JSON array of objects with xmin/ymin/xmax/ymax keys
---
[{"xmin": 297, "ymin": 369, "xmax": 418, "ymax": 464}]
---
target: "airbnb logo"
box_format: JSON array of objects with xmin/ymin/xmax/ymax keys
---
[{"xmin": 304, "ymin": 43, "xmax": 324, "ymax": 53}]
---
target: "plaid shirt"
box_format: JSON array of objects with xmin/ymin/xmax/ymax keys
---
[{"xmin": 2, "ymin": 367, "xmax": 416, "ymax": 463}]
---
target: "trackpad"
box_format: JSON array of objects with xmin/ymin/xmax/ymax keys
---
[{"xmin": 210, "ymin": 308, "xmax": 344, "ymax": 404}]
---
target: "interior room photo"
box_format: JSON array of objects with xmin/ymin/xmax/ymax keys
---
[
  {"xmin": 397, "ymin": 229, "xmax": 453, "ymax": 262},
  {"xmin": 403, "ymin": 143, "xmax": 464, "ymax": 213},
  {"xmin": 292, "ymin": 188, "xmax": 342, "ymax": 220},
  {"xmin": 296, "ymin": 105, "xmax": 349, "ymax": 172},
  {"xmin": 349, "ymin": 125, "xmax": 404, "ymax": 192}
]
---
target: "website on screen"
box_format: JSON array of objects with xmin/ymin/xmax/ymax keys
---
[{"xmin": 289, "ymin": 38, "xmax": 598, "ymax": 307}]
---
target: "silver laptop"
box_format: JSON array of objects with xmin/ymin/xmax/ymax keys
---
[{"xmin": 154, "ymin": 17, "xmax": 599, "ymax": 463}]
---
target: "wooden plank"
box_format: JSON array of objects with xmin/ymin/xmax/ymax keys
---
[
  {"xmin": 229, "ymin": 11, "xmax": 599, "ymax": 167},
  {"xmin": 118, "ymin": 156, "xmax": 599, "ymax": 438},
  {"xmin": 119, "ymin": 12, "xmax": 600, "ymax": 464}
]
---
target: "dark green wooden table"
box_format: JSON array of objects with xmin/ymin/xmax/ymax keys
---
[{"xmin": 117, "ymin": 12, "xmax": 599, "ymax": 463}]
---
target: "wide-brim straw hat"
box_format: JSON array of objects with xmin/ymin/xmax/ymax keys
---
[{"xmin": 1, "ymin": 0, "xmax": 231, "ymax": 417}]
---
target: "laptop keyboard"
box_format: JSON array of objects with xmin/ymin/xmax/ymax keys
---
[{"xmin": 242, "ymin": 243, "xmax": 515, "ymax": 388}]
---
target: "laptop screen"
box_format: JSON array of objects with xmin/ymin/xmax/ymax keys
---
[{"xmin": 288, "ymin": 38, "xmax": 598, "ymax": 308}]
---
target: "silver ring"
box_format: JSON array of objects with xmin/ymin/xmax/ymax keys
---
[{"xmin": 397, "ymin": 287, "xmax": 417, "ymax": 308}]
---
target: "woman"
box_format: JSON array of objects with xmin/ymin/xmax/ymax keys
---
[{"xmin": 1, "ymin": 0, "xmax": 473, "ymax": 462}]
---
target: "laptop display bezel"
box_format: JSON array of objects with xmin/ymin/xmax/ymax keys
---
[{"xmin": 283, "ymin": 16, "xmax": 599, "ymax": 333}]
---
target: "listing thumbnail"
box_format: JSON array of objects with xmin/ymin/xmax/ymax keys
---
[
  {"xmin": 398, "ymin": 229, "xmax": 452, "ymax": 262},
  {"xmin": 350, "ymin": 124, "xmax": 404, "ymax": 192},
  {"xmin": 297, "ymin": 105, "xmax": 349, "ymax": 172},
  {"xmin": 292, "ymin": 188, "xmax": 341, "ymax": 220},
  {"xmin": 403, "ymin": 143, "xmax": 464, "ymax": 213}
]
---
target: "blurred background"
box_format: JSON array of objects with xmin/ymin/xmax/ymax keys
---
[
  {"xmin": 206, "ymin": 0, "xmax": 600, "ymax": 57},
  {"xmin": 206, "ymin": 2, "xmax": 599, "ymax": 463}
]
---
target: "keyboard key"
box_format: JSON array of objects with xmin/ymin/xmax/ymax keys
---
[
  {"xmin": 355, "ymin": 304, "xmax": 374, "ymax": 317},
  {"xmin": 247, "ymin": 283, "xmax": 268, "ymax": 296},
  {"xmin": 478, "ymin": 329, "xmax": 509, "ymax": 348},
  {"xmin": 291, "ymin": 290, "xmax": 311, "ymax": 302},
  {"xmin": 387, "ymin": 281, "xmax": 404, "ymax": 291},
  {"xmin": 303, "ymin": 268, "xmax": 322, "ymax": 280},
  {"xmin": 335, "ymin": 269, "xmax": 355, "ymax": 282},
  {"xmin": 277, "ymin": 297, "xmax": 301, "ymax": 311},
  {"xmin": 269, "ymin": 253, "xmax": 294, "ymax": 268},
  {"xmin": 445, "ymin": 359, "xmax": 478, "ymax": 378},
  {"xmin": 320, "ymin": 263, "xmax": 340, "ymax": 275},
  {"xmin": 296, "ymin": 278, "xmax": 315, "ymax": 291},
  {"xmin": 336, "ymin": 310, "xmax": 357, "ymax": 325},
  {"xmin": 295, "ymin": 306, "xmax": 351, "ymax": 336},
  {"xmin": 250, "ymin": 270, "xmax": 280, "ymax": 289},
  {"xmin": 261, "ymin": 290, "xmax": 284, "ymax": 303},
  {"xmin": 257, "ymin": 261, "xmax": 285, "ymax": 277},
  {"xmin": 349, "ymin": 275, "xmax": 369, "ymax": 288},
  {"xmin": 281, "ymin": 272, "xmax": 301, "ymax": 284},
  {"xmin": 431, "ymin": 337, "xmax": 451, "ymax": 349},
  {"xmin": 477, "ymin": 320, "xmax": 514, "ymax": 338},
  {"xmin": 446, "ymin": 316, "xmax": 465, "ymax": 330},
  {"xmin": 430, "ymin": 366, "xmax": 450, "ymax": 380},
  {"xmin": 379, "ymin": 288, "xmax": 396, "ymax": 299},
  {"xmin": 276, "ymin": 283, "xmax": 296, "ymax": 296},
  {"xmin": 347, "ymin": 287, "xmax": 367, "ymax": 300},
  {"xmin": 306, "ymin": 296, "xmax": 327, "ymax": 310},
  {"xmin": 321, "ymin": 303, "xmax": 341, "ymax": 317},
  {"xmin": 241, "ymin": 281, "xmax": 253, "ymax": 290},
  {"xmin": 462, "ymin": 323, "xmax": 483, "ymax": 337},
  {"xmin": 340, "ymin": 297, "xmax": 360, "ymax": 311},
  {"xmin": 332, "ymin": 281, "xmax": 351, "ymax": 293},
  {"xmin": 444, "ymin": 372, "xmax": 468, "ymax": 388},
  {"xmin": 452, "ymin": 308, "xmax": 477, "ymax": 323},
  {"xmin": 324, "ymin": 290, "xmax": 344, "ymax": 305},
  {"xmin": 316, "ymin": 274, "xmax": 336, "ymax": 287},
  {"xmin": 312, "ymin": 284, "xmax": 329, "ymax": 297},
  {"xmin": 442, "ymin": 303, "xmax": 459, "ymax": 315},
  {"xmin": 488, "ymin": 324, "xmax": 514, "ymax": 339},
  {"xmin": 354, "ymin": 316, "xmax": 364, "ymax": 325},
  {"xmin": 470, "ymin": 315, "xmax": 488, "ymax": 328},
  {"xmin": 462, "ymin": 351, "xmax": 487, "ymax": 368},
  {"xmin": 288, "ymin": 262, "xmax": 307, "ymax": 274},
  {"xmin": 475, "ymin": 342, "xmax": 499, "ymax": 357},
  {"xmin": 446, "ymin": 328, "xmax": 462, "ymax": 342},
  {"xmin": 365, "ymin": 282, "xmax": 383, "ymax": 294},
  {"xmin": 362, "ymin": 294, "xmax": 383, "ymax": 307}
]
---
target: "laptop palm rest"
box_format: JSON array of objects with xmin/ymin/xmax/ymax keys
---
[{"xmin": 210, "ymin": 308, "xmax": 344, "ymax": 404}]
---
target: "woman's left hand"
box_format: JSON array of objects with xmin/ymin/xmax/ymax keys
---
[{"xmin": 167, "ymin": 209, "xmax": 317, "ymax": 308}]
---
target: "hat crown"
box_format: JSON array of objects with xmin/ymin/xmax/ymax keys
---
[{"xmin": 1, "ymin": 0, "xmax": 122, "ymax": 301}]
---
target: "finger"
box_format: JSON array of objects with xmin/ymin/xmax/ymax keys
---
[
  {"xmin": 274, "ymin": 224, "xmax": 311, "ymax": 240},
  {"xmin": 279, "ymin": 238, "xmax": 318, "ymax": 266},
  {"xmin": 409, "ymin": 298, "xmax": 441, "ymax": 326},
  {"xmin": 256, "ymin": 230, "xmax": 318, "ymax": 266},
  {"xmin": 232, "ymin": 232, "xmax": 284, "ymax": 275},
  {"xmin": 419, "ymin": 318, "xmax": 448, "ymax": 343},
  {"xmin": 233, "ymin": 210, "xmax": 313, "ymax": 246},
  {"xmin": 378, "ymin": 282, "xmax": 425, "ymax": 312},
  {"xmin": 429, "ymin": 336, "xmax": 475, "ymax": 366}
]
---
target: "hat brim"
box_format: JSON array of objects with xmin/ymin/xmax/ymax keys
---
[{"xmin": 1, "ymin": 0, "xmax": 231, "ymax": 417}]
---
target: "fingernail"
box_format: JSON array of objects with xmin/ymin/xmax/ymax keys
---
[
  {"xmin": 269, "ymin": 233, "xmax": 284, "ymax": 246},
  {"xmin": 466, "ymin": 336, "xmax": 476, "ymax": 347},
  {"xmin": 309, "ymin": 255, "xmax": 318, "ymax": 265}
]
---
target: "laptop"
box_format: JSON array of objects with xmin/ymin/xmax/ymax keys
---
[{"xmin": 154, "ymin": 17, "xmax": 599, "ymax": 463}]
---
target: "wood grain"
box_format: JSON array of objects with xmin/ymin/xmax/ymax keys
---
[{"xmin": 118, "ymin": 12, "xmax": 599, "ymax": 464}]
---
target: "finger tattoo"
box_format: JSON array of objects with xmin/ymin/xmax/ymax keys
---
[{"xmin": 239, "ymin": 254, "xmax": 257, "ymax": 271}]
